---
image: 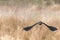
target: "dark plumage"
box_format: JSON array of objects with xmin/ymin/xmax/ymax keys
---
[
  {"xmin": 24, "ymin": 26, "xmax": 33, "ymax": 31},
  {"xmin": 23, "ymin": 21, "xmax": 57, "ymax": 31},
  {"xmin": 46, "ymin": 26, "xmax": 57, "ymax": 31}
]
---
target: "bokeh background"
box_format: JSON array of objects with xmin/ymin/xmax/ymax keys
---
[{"xmin": 0, "ymin": 0, "xmax": 60, "ymax": 40}]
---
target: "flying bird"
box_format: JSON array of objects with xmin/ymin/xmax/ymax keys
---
[{"xmin": 23, "ymin": 21, "xmax": 57, "ymax": 31}]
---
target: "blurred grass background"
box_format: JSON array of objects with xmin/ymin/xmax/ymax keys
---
[
  {"xmin": 0, "ymin": 0, "xmax": 60, "ymax": 6},
  {"xmin": 0, "ymin": 0, "xmax": 60, "ymax": 40}
]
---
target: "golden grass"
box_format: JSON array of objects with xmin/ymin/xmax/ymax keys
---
[{"xmin": 0, "ymin": 5, "xmax": 60, "ymax": 40}]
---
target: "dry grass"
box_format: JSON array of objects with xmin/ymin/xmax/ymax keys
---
[{"xmin": 0, "ymin": 4, "xmax": 60, "ymax": 40}]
